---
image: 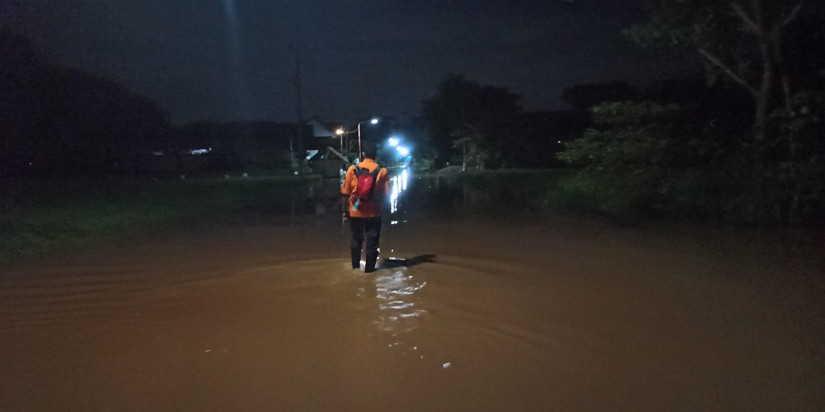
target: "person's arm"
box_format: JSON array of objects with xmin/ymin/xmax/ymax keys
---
[{"xmin": 341, "ymin": 166, "xmax": 356, "ymax": 196}]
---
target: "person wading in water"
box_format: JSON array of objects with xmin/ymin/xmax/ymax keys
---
[{"xmin": 341, "ymin": 141, "xmax": 389, "ymax": 272}]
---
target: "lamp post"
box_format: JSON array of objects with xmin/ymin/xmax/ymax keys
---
[
  {"xmin": 337, "ymin": 127, "xmax": 357, "ymax": 159},
  {"xmin": 335, "ymin": 127, "xmax": 345, "ymax": 152},
  {"xmin": 357, "ymin": 117, "xmax": 379, "ymax": 158}
]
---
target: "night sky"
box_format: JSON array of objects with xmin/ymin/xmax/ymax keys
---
[{"xmin": 2, "ymin": 0, "xmax": 695, "ymax": 125}]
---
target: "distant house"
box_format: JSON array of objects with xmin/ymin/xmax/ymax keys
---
[
  {"xmin": 303, "ymin": 116, "xmax": 350, "ymax": 176},
  {"xmin": 174, "ymin": 121, "xmax": 312, "ymax": 170},
  {"xmin": 304, "ymin": 116, "xmax": 350, "ymax": 159},
  {"xmin": 170, "ymin": 117, "xmax": 355, "ymax": 173},
  {"xmin": 304, "ymin": 116, "xmax": 343, "ymax": 150},
  {"xmin": 306, "ymin": 116, "xmax": 336, "ymax": 138}
]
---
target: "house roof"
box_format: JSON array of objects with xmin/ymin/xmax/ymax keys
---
[{"xmin": 306, "ymin": 116, "xmax": 340, "ymax": 138}]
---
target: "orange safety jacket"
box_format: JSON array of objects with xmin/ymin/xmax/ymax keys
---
[{"xmin": 341, "ymin": 158, "xmax": 390, "ymax": 218}]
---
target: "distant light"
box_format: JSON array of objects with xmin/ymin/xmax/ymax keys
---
[
  {"xmin": 370, "ymin": 118, "xmax": 379, "ymax": 125},
  {"xmin": 557, "ymin": 140, "xmax": 562, "ymax": 144},
  {"xmin": 396, "ymin": 146, "xmax": 410, "ymax": 156},
  {"xmin": 388, "ymin": 137, "xmax": 399, "ymax": 147},
  {"xmin": 336, "ymin": 128, "xmax": 345, "ymax": 135}
]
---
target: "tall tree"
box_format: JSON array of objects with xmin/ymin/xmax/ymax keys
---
[
  {"xmin": 562, "ymin": 81, "xmax": 641, "ymax": 112},
  {"xmin": 421, "ymin": 75, "xmax": 523, "ymax": 169},
  {"xmin": 626, "ymin": 0, "xmax": 812, "ymax": 143},
  {"xmin": 625, "ymin": 0, "xmax": 824, "ymax": 224}
]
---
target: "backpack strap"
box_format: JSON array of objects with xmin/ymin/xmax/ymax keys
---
[
  {"xmin": 368, "ymin": 168, "xmax": 382, "ymax": 200},
  {"xmin": 354, "ymin": 166, "xmax": 380, "ymax": 178}
]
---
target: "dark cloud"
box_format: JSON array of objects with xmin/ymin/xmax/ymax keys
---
[{"xmin": 2, "ymin": 0, "xmax": 696, "ymax": 125}]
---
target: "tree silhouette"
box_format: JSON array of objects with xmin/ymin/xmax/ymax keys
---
[
  {"xmin": 421, "ymin": 75, "xmax": 523, "ymax": 169},
  {"xmin": 1, "ymin": 30, "xmax": 171, "ymax": 176}
]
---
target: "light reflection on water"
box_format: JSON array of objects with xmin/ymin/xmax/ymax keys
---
[
  {"xmin": 389, "ymin": 167, "xmax": 409, "ymax": 216},
  {"xmin": 367, "ymin": 268, "xmax": 427, "ymax": 354}
]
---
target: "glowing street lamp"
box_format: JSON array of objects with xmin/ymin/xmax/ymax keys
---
[
  {"xmin": 357, "ymin": 117, "xmax": 379, "ymax": 157},
  {"xmin": 335, "ymin": 127, "xmax": 345, "ymax": 151}
]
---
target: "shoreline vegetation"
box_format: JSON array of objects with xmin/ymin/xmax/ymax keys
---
[
  {"xmin": 3, "ymin": 169, "xmax": 821, "ymax": 269},
  {"xmin": 0, "ymin": 174, "xmax": 321, "ymax": 267}
]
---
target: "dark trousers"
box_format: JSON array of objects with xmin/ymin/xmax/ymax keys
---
[{"xmin": 350, "ymin": 217, "xmax": 382, "ymax": 272}]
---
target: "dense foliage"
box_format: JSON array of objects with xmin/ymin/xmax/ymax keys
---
[
  {"xmin": 559, "ymin": 100, "xmax": 756, "ymax": 220},
  {"xmin": 420, "ymin": 75, "xmax": 583, "ymax": 169},
  {"xmin": 0, "ymin": 175, "xmax": 321, "ymax": 266},
  {"xmin": 552, "ymin": 0, "xmax": 825, "ymax": 226},
  {"xmin": 420, "ymin": 75, "xmax": 523, "ymax": 169}
]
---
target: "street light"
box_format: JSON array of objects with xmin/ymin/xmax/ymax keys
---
[
  {"xmin": 357, "ymin": 117, "xmax": 379, "ymax": 158},
  {"xmin": 335, "ymin": 127, "xmax": 345, "ymax": 152}
]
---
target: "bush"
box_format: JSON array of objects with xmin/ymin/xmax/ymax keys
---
[{"xmin": 459, "ymin": 169, "xmax": 574, "ymax": 214}]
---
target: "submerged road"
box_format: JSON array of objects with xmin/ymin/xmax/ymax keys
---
[{"xmin": 1, "ymin": 177, "xmax": 824, "ymax": 411}]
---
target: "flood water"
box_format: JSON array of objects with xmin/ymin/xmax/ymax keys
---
[{"xmin": 1, "ymin": 174, "xmax": 824, "ymax": 411}]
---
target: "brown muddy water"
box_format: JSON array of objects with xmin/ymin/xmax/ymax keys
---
[{"xmin": 1, "ymin": 176, "xmax": 824, "ymax": 411}]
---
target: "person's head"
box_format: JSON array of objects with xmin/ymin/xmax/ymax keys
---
[{"xmin": 361, "ymin": 141, "xmax": 378, "ymax": 160}]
